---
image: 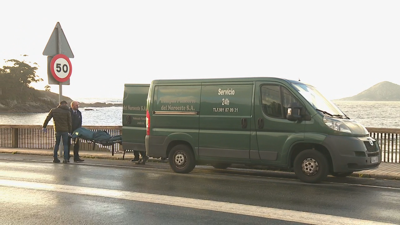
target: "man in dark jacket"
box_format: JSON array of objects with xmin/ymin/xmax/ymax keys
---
[
  {"xmin": 69, "ymin": 101, "xmax": 84, "ymax": 162},
  {"xmin": 43, "ymin": 101, "xmax": 72, "ymax": 163}
]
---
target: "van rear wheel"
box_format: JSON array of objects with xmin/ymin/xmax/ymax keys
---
[
  {"xmin": 168, "ymin": 144, "xmax": 195, "ymax": 173},
  {"xmin": 294, "ymin": 150, "xmax": 329, "ymax": 183}
]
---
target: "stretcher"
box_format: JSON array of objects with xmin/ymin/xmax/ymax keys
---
[{"xmin": 71, "ymin": 127, "xmax": 122, "ymax": 156}]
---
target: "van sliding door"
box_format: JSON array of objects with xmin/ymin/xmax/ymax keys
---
[{"xmin": 198, "ymin": 83, "xmax": 253, "ymax": 161}]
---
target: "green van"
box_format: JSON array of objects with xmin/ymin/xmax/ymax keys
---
[
  {"xmin": 122, "ymin": 84, "xmax": 149, "ymax": 153},
  {"xmin": 144, "ymin": 78, "xmax": 381, "ymax": 183}
]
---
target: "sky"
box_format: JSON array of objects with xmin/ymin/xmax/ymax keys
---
[{"xmin": 1, "ymin": 1, "xmax": 400, "ymax": 101}]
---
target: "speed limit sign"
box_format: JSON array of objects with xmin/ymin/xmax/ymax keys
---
[{"xmin": 50, "ymin": 54, "xmax": 72, "ymax": 82}]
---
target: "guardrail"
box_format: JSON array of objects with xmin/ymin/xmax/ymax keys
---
[
  {"xmin": 0, "ymin": 125, "xmax": 122, "ymax": 153},
  {"xmin": 367, "ymin": 127, "xmax": 400, "ymax": 163},
  {"xmin": 0, "ymin": 125, "xmax": 399, "ymax": 163}
]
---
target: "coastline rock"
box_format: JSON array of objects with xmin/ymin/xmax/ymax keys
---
[
  {"xmin": 79, "ymin": 102, "xmax": 122, "ymax": 107},
  {"xmin": 0, "ymin": 90, "xmax": 121, "ymax": 113}
]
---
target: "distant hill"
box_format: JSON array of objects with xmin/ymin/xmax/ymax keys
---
[{"xmin": 338, "ymin": 81, "xmax": 400, "ymax": 101}]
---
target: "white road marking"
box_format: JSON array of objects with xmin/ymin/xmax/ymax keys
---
[{"xmin": 0, "ymin": 179, "xmax": 393, "ymax": 225}]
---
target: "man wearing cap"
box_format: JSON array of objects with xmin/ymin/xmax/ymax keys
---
[{"xmin": 43, "ymin": 100, "xmax": 72, "ymax": 163}]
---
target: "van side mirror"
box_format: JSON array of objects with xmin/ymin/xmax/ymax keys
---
[{"xmin": 287, "ymin": 102, "xmax": 303, "ymax": 121}]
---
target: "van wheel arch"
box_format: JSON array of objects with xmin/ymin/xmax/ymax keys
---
[
  {"xmin": 290, "ymin": 143, "xmax": 333, "ymax": 169},
  {"xmin": 166, "ymin": 141, "xmax": 195, "ymax": 158}
]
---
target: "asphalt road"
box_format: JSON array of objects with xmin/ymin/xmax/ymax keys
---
[{"xmin": 0, "ymin": 154, "xmax": 399, "ymax": 225}]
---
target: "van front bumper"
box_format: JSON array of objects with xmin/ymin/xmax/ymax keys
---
[{"xmin": 322, "ymin": 135, "xmax": 381, "ymax": 173}]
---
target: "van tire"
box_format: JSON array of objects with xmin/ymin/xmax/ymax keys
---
[
  {"xmin": 331, "ymin": 172, "xmax": 353, "ymax": 177},
  {"xmin": 293, "ymin": 149, "xmax": 328, "ymax": 183},
  {"xmin": 211, "ymin": 163, "xmax": 231, "ymax": 169},
  {"xmin": 168, "ymin": 144, "xmax": 195, "ymax": 173}
]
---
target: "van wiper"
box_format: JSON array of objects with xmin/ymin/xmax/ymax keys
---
[
  {"xmin": 316, "ymin": 109, "xmax": 343, "ymax": 118},
  {"xmin": 316, "ymin": 109, "xmax": 332, "ymax": 116}
]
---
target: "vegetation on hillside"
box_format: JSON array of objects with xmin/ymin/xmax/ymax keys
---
[
  {"xmin": 0, "ymin": 57, "xmax": 73, "ymax": 112},
  {"xmin": 0, "ymin": 57, "xmax": 43, "ymax": 101},
  {"xmin": 0, "ymin": 56, "xmax": 120, "ymax": 112}
]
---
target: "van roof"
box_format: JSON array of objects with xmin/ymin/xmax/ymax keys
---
[{"xmin": 151, "ymin": 77, "xmax": 305, "ymax": 85}]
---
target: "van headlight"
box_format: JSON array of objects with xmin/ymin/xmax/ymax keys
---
[{"xmin": 323, "ymin": 116, "xmax": 352, "ymax": 133}]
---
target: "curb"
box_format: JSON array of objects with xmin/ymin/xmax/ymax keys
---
[
  {"xmin": 352, "ymin": 172, "xmax": 400, "ymax": 181},
  {"xmin": 1, "ymin": 149, "xmax": 400, "ymax": 181},
  {"xmin": 0, "ymin": 149, "xmax": 164, "ymax": 163}
]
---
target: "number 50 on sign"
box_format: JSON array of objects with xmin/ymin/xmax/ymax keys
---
[{"xmin": 50, "ymin": 54, "xmax": 72, "ymax": 82}]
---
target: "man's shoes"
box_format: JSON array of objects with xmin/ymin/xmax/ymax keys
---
[
  {"xmin": 62, "ymin": 160, "xmax": 69, "ymax": 164},
  {"xmin": 53, "ymin": 159, "xmax": 60, "ymax": 163},
  {"xmin": 74, "ymin": 158, "xmax": 84, "ymax": 162},
  {"xmin": 135, "ymin": 156, "xmax": 149, "ymax": 165},
  {"xmin": 160, "ymin": 157, "xmax": 168, "ymax": 162},
  {"xmin": 131, "ymin": 158, "xmax": 139, "ymax": 162}
]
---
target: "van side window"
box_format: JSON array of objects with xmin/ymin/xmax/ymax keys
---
[
  {"xmin": 261, "ymin": 85, "xmax": 283, "ymax": 118},
  {"xmin": 282, "ymin": 87, "xmax": 300, "ymax": 118},
  {"xmin": 261, "ymin": 85, "xmax": 300, "ymax": 118}
]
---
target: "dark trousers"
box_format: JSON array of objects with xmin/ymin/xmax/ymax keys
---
[
  {"xmin": 133, "ymin": 150, "xmax": 146, "ymax": 159},
  {"xmin": 55, "ymin": 132, "xmax": 69, "ymax": 161},
  {"xmin": 68, "ymin": 137, "xmax": 80, "ymax": 160}
]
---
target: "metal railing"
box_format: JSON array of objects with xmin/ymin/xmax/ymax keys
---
[
  {"xmin": 368, "ymin": 127, "xmax": 400, "ymax": 163},
  {"xmin": 0, "ymin": 125, "xmax": 399, "ymax": 163},
  {"xmin": 0, "ymin": 125, "xmax": 122, "ymax": 153}
]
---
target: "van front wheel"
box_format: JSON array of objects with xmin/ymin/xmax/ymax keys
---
[
  {"xmin": 168, "ymin": 144, "xmax": 195, "ymax": 173},
  {"xmin": 294, "ymin": 150, "xmax": 329, "ymax": 183}
]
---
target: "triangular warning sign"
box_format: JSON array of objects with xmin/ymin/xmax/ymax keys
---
[{"xmin": 43, "ymin": 22, "xmax": 74, "ymax": 58}]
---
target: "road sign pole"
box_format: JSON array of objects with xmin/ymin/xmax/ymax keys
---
[
  {"xmin": 57, "ymin": 26, "xmax": 64, "ymax": 159},
  {"xmin": 57, "ymin": 22, "xmax": 62, "ymax": 104},
  {"xmin": 43, "ymin": 22, "xmax": 74, "ymax": 161},
  {"xmin": 57, "ymin": 22, "xmax": 62, "ymax": 103}
]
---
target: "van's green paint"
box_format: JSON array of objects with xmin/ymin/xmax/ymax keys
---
[
  {"xmin": 144, "ymin": 77, "xmax": 381, "ymax": 182},
  {"xmin": 122, "ymin": 84, "xmax": 149, "ymax": 151}
]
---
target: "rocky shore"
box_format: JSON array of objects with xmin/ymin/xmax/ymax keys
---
[
  {"xmin": 0, "ymin": 90, "xmax": 121, "ymax": 113},
  {"xmin": 79, "ymin": 102, "xmax": 122, "ymax": 108}
]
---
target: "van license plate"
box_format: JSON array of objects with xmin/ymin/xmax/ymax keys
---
[{"xmin": 371, "ymin": 156, "xmax": 379, "ymax": 164}]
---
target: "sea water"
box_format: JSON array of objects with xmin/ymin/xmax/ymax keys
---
[{"xmin": 1, "ymin": 101, "xmax": 400, "ymax": 128}]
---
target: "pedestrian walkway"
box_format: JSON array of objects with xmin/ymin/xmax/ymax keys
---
[{"xmin": 0, "ymin": 147, "xmax": 399, "ymax": 181}]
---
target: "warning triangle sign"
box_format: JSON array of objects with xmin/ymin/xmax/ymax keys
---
[{"xmin": 43, "ymin": 22, "xmax": 74, "ymax": 58}]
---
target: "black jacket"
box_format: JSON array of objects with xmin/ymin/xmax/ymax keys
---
[
  {"xmin": 70, "ymin": 108, "xmax": 82, "ymax": 131},
  {"xmin": 43, "ymin": 105, "xmax": 72, "ymax": 132}
]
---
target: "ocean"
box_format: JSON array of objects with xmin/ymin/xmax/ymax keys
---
[
  {"xmin": 0, "ymin": 98, "xmax": 123, "ymax": 126},
  {"xmin": 1, "ymin": 100, "xmax": 400, "ymax": 129},
  {"xmin": 334, "ymin": 101, "xmax": 400, "ymax": 128}
]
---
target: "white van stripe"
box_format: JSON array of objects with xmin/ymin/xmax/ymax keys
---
[{"xmin": 0, "ymin": 179, "xmax": 393, "ymax": 225}]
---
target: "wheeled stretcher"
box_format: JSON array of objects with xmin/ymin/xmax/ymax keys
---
[{"xmin": 71, "ymin": 127, "xmax": 122, "ymax": 156}]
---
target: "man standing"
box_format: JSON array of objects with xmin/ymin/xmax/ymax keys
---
[
  {"xmin": 43, "ymin": 101, "xmax": 72, "ymax": 163},
  {"xmin": 70, "ymin": 101, "xmax": 84, "ymax": 162}
]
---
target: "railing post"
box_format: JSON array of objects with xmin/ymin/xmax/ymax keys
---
[{"xmin": 12, "ymin": 128, "xmax": 18, "ymax": 148}]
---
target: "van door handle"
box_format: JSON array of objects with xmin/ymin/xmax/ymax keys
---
[
  {"xmin": 241, "ymin": 118, "xmax": 248, "ymax": 129},
  {"xmin": 258, "ymin": 118, "xmax": 264, "ymax": 129}
]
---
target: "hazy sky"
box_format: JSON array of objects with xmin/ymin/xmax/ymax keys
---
[{"xmin": 1, "ymin": 1, "xmax": 400, "ymax": 101}]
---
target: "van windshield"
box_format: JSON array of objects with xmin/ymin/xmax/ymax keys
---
[{"xmin": 290, "ymin": 82, "xmax": 347, "ymax": 118}]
